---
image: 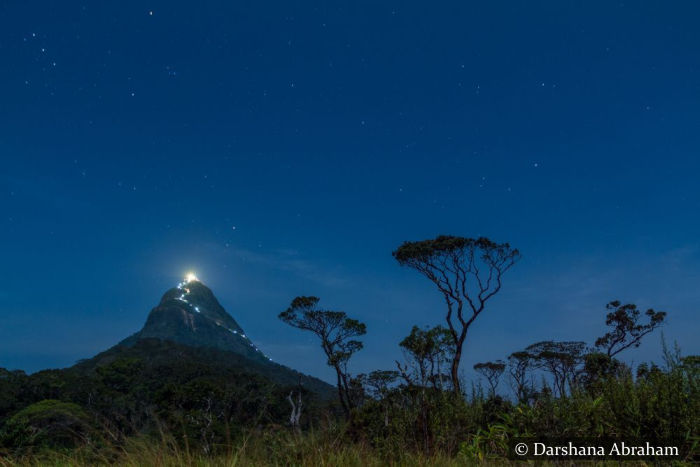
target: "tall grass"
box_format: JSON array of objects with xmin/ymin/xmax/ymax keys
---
[{"xmin": 0, "ymin": 429, "xmax": 463, "ymax": 467}]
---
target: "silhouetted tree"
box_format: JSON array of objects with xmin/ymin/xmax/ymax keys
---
[
  {"xmin": 394, "ymin": 325, "xmax": 456, "ymax": 453},
  {"xmin": 279, "ymin": 296, "xmax": 366, "ymax": 419},
  {"xmin": 358, "ymin": 370, "xmax": 400, "ymax": 428},
  {"xmin": 363, "ymin": 370, "xmax": 400, "ymax": 400},
  {"xmin": 473, "ymin": 361, "xmax": 506, "ymax": 396},
  {"xmin": 595, "ymin": 301, "xmax": 666, "ymax": 357},
  {"xmin": 396, "ymin": 325, "xmax": 453, "ymax": 390},
  {"xmin": 580, "ymin": 352, "xmax": 625, "ymax": 393},
  {"xmin": 347, "ymin": 375, "xmax": 368, "ymax": 408},
  {"xmin": 525, "ymin": 341, "xmax": 588, "ymax": 398},
  {"xmin": 507, "ymin": 351, "xmax": 533, "ymax": 403},
  {"xmin": 393, "ymin": 236, "xmax": 520, "ymax": 394}
]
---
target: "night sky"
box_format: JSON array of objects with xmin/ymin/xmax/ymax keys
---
[{"xmin": 1, "ymin": 1, "xmax": 699, "ymax": 384}]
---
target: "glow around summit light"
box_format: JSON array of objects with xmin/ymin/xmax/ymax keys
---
[{"xmin": 185, "ymin": 272, "xmax": 199, "ymax": 283}]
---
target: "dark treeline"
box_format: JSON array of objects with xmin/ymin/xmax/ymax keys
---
[{"xmin": 0, "ymin": 235, "xmax": 698, "ymax": 463}]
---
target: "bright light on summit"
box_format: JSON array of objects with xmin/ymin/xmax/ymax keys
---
[{"xmin": 185, "ymin": 272, "xmax": 199, "ymax": 283}]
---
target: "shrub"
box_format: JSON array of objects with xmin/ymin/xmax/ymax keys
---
[{"xmin": 0, "ymin": 399, "xmax": 98, "ymax": 452}]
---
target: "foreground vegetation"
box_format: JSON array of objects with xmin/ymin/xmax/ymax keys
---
[
  {"xmin": 0, "ymin": 344, "xmax": 697, "ymax": 464},
  {"xmin": 1, "ymin": 235, "xmax": 697, "ymax": 464}
]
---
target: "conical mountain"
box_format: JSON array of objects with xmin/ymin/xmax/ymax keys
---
[
  {"xmin": 119, "ymin": 276, "xmax": 269, "ymax": 363},
  {"xmin": 98, "ymin": 275, "xmax": 334, "ymax": 397}
]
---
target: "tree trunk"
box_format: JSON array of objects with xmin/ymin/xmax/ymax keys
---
[
  {"xmin": 451, "ymin": 345, "xmax": 462, "ymax": 394},
  {"xmin": 287, "ymin": 391, "xmax": 302, "ymax": 431},
  {"xmin": 335, "ymin": 366, "xmax": 350, "ymax": 419}
]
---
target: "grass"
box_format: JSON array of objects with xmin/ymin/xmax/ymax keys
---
[
  {"xmin": 3, "ymin": 431, "xmax": 693, "ymax": 466},
  {"xmin": 0, "ymin": 430, "xmax": 465, "ymax": 467}
]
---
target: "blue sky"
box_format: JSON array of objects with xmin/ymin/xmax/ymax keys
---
[{"xmin": 1, "ymin": 1, "xmax": 699, "ymax": 385}]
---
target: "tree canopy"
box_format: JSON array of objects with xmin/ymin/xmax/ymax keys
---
[
  {"xmin": 393, "ymin": 235, "xmax": 520, "ymax": 393},
  {"xmin": 595, "ymin": 300, "xmax": 666, "ymax": 357}
]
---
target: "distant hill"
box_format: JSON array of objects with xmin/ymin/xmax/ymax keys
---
[{"xmin": 73, "ymin": 338, "xmax": 335, "ymax": 399}]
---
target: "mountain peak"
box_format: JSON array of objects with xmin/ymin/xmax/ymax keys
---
[
  {"xmin": 121, "ymin": 277, "xmax": 272, "ymax": 364},
  {"xmin": 159, "ymin": 277, "xmax": 243, "ymax": 333},
  {"xmin": 96, "ymin": 275, "xmax": 335, "ymax": 399}
]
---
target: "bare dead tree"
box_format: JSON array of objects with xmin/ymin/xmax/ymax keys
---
[
  {"xmin": 286, "ymin": 391, "xmax": 303, "ymax": 431},
  {"xmin": 393, "ymin": 236, "xmax": 520, "ymax": 394}
]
